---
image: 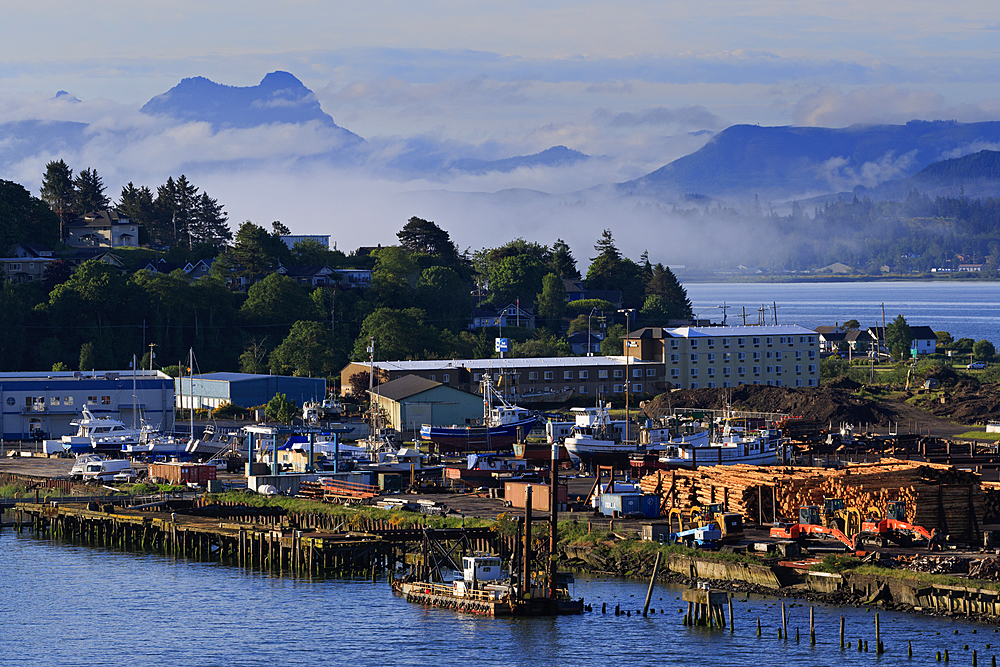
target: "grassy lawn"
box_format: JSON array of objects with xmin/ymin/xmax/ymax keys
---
[{"xmin": 953, "ymin": 430, "xmax": 1000, "ymax": 441}]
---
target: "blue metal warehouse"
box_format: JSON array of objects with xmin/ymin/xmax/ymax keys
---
[
  {"xmin": 176, "ymin": 373, "xmax": 326, "ymax": 410},
  {"xmin": 0, "ymin": 370, "xmax": 175, "ymax": 440}
]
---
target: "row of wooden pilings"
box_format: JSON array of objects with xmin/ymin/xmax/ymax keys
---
[{"xmin": 13, "ymin": 503, "xmax": 394, "ymax": 577}]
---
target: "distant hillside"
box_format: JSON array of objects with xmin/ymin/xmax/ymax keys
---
[
  {"xmin": 0, "ymin": 120, "xmax": 89, "ymax": 171},
  {"xmin": 858, "ymin": 150, "xmax": 1000, "ymax": 200},
  {"xmin": 620, "ymin": 120, "xmax": 1000, "ymax": 200},
  {"xmin": 448, "ymin": 146, "xmax": 589, "ymax": 173}
]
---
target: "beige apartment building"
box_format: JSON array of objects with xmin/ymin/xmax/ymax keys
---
[{"xmin": 624, "ymin": 325, "xmax": 820, "ymax": 389}]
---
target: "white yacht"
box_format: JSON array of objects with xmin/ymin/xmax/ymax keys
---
[{"xmin": 61, "ymin": 407, "xmax": 142, "ymax": 454}]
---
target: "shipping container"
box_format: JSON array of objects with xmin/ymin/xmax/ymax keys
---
[
  {"xmin": 600, "ymin": 493, "xmax": 659, "ymax": 518},
  {"xmin": 378, "ymin": 472, "xmax": 403, "ymax": 492},
  {"xmin": 503, "ymin": 481, "xmax": 568, "ymax": 511},
  {"xmin": 149, "ymin": 462, "xmax": 217, "ymax": 485}
]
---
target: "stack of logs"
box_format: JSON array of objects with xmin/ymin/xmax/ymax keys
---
[
  {"xmin": 981, "ymin": 481, "xmax": 1000, "ymax": 524},
  {"xmin": 639, "ymin": 458, "xmax": 985, "ymax": 540}
]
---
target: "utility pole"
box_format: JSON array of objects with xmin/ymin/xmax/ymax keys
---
[{"xmin": 148, "ymin": 343, "xmax": 156, "ymax": 371}]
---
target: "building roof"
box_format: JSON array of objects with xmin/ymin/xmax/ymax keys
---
[
  {"xmin": 354, "ymin": 355, "xmax": 659, "ymax": 374},
  {"xmin": 666, "ymin": 325, "xmax": 817, "ymax": 337},
  {"xmin": 66, "ymin": 210, "xmax": 131, "ymax": 228},
  {"xmin": 370, "ymin": 374, "xmax": 447, "ymax": 401},
  {"xmin": 0, "ymin": 370, "xmax": 170, "ymax": 380},
  {"xmin": 624, "ymin": 327, "xmax": 668, "ymax": 340},
  {"xmin": 868, "ymin": 326, "xmax": 937, "ymax": 341}
]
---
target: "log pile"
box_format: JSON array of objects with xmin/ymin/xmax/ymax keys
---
[
  {"xmin": 639, "ymin": 458, "xmax": 985, "ymax": 539},
  {"xmin": 981, "ymin": 481, "xmax": 1000, "ymax": 524}
]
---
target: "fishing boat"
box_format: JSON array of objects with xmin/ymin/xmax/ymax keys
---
[
  {"xmin": 302, "ymin": 397, "xmax": 344, "ymax": 423},
  {"xmin": 656, "ymin": 417, "xmax": 785, "ymax": 469},
  {"xmin": 420, "ymin": 375, "xmax": 536, "ymax": 454}
]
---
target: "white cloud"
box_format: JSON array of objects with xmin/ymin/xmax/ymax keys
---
[{"xmin": 815, "ymin": 150, "xmax": 919, "ymax": 191}]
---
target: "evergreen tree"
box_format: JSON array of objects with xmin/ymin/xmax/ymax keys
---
[
  {"xmin": 191, "ymin": 192, "xmax": 232, "ymax": 248},
  {"xmin": 271, "ymin": 220, "xmax": 291, "ymax": 236},
  {"xmin": 153, "ymin": 175, "xmax": 200, "ymax": 247},
  {"xmin": 550, "ymin": 238, "xmax": 580, "ymax": 279},
  {"xmin": 39, "ymin": 160, "xmax": 76, "ymax": 240},
  {"xmin": 397, "ymin": 217, "xmax": 458, "ymax": 262},
  {"xmin": 646, "ymin": 263, "xmax": 692, "ymax": 320},
  {"xmin": 117, "ymin": 182, "xmax": 155, "ymax": 232},
  {"xmin": 536, "ymin": 272, "xmax": 567, "ymax": 332},
  {"xmin": 885, "ymin": 314, "xmax": 912, "ymax": 361},
  {"xmin": 74, "ymin": 168, "xmax": 109, "ymax": 213},
  {"xmin": 585, "ymin": 230, "xmax": 645, "ymax": 309}
]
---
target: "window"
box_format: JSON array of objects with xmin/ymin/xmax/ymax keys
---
[
  {"xmin": 707, "ymin": 353, "xmax": 715, "ymax": 363},
  {"xmin": 795, "ymin": 350, "xmax": 802, "ymax": 359},
  {"xmin": 599, "ymin": 384, "xmax": 607, "ymax": 393},
  {"xmin": 808, "ymin": 364, "xmax": 817, "ymax": 373},
  {"xmin": 51, "ymin": 396, "xmax": 60, "ymax": 406},
  {"xmin": 738, "ymin": 352, "xmax": 746, "ymax": 361},
  {"xmin": 723, "ymin": 381, "xmax": 732, "ymax": 388},
  {"xmin": 544, "ymin": 371, "xmax": 554, "ymax": 380},
  {"xmin": 670, "ymin": 353, "xmax": 679, "ymax": 363},
  {"xmin": 563, "ymin": 370, "xmax": 573, "ymax": 380},
  {"xmin": 808, "ymin": 336, "xmax": 816, "ymax": 343},
  {"xmin": 690, "ymin": 368, "xmax": 699, "ymax": 377},
  {"xmin": 528, "ymin": 371, "xmax": 538, "ymax": 380},
  {"xmin": 613, "ymin": 384, "xmax": 623, "ymax": 393},
  {"xmin": 632, "ymin": 383, "xmax": 642, "ymax": 393},
  {"xmin": 809, "ymin": 378, "xmax": 818, "ymax": 386},
  {"xmin": 753, "ymin": 366, "xmax": 761, "ymax": 375},
  {"xmin": 598, "ymin": 369, "xmax": 609, "ymax": 379},
  {"xmin": 101, "ymin": 396, "xmax": 111, "ymax": 405},
  {"xmin": 429, "ymin": 374, "xmax": 436, "ymax": 381},
  {"xmin": 707, "ymin": 338, "xmax": 715, "ymax": 347},
  {"xmin": 670, "ymin": 368, "xmax": 680, "ymax": 378},
  {"xmin": 766, "ymin": 337, "xmax": 773, "ymax": 345},
  {"xmin": 766, "ymin": 351, "xmax": 773, "ymax": 359},
  {"xmin": 808, "ymin": 350, "xmax": 816, "ymax": 359},
  {"xmin": 753, "ymin": 352, "xmax": 761, "ymax": 361},
  {"xmin": 64, "ymin": 396, "xmax": 73, "ymax": 405},
  {"xmin": 766, "ymin": 366, "xmax": 773, "ymax": 373},
  {"xmin": 775, "ymin": 380, "xmax": 782, "ymax": 387},
  {"xmin": 579, "ymin": 385, "xmax": 589, "ymax": 394},
  {"xmin": 775, "ymin": 351, "xmax": 782, "ymax": 360},
  {"xmin": 738, "ymin": 366, "xmax": 746, "ymax": 375},
  {"xmin": 722, "ymin": 338, "xmax": 730, "ymax": 347},
  {"xmin": 776, "ymin": 365, "xmax": 782, "ymax": 374},
  {"xmin": 796, "ymin": 364, "xmax": 802, "ymax": 374},
  {"xmin": 8, "ymin": 263, "xmax": 20, "ymax": 272},
  {"xmin": 632, "ymin": 368, "xmax": 642, "ymax": 378},
  {"xmin": 670, "ymin": 340, "xmax": 679, "ymax": 349},
  {"xmin": 708, "ymin": 382, "xmax": 716, "ymax": 388},
  {"xmin": 443, "ymin": 374, "xmax": 450, "ymax": 382},
  {"xmin": 646, "ymin": 368, "xmax": 656, "ymax": 377},
  {"xmin": 796, "ymin": 379, "xmax": 802, "ymax": 387},
  {"xmin": 723, "ymin": 353, "xmax": 731, "ymax": 362},
  {"xmin": 708, "ymin": 367, "xmax": 715, "ymax": 376},
  {"xmin": 690, "ymin": 339, "xmax": 698, "ymax": 349},
  {"xmin": 579, "ymin": 370, "xmax": 589, "ymax": 379},
  {"xmin": 752, "ymin": 337, "xmax": 760, "ymax": 345},
  {"xmin": 737, "ymin": 337, "xmax": 746, "ymax": 346},
  {"xmin": 690, "ymin": 353, "xmax": 699, "ymax": 362},
  {"xmin": 88, "ymin": 396, "xmax": 97, "ymax": 405},
  {"xmin": 779, "ymin": 336, "xmax": 786, "ymax": 344},
  {"xmin": 690, "ymin": 382, "xmax": 698, "ymax": 389},
  {"xmin": 613, "ymin": 369, "xmax": 624, "ymax": 378},
  {"xmin": 723, "ymin": 367, "xmax": 730, "ymax": 376}
]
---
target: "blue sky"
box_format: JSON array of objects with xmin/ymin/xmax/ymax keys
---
[{"xmin": 2, "ymin": 1, "xmax": 999, "ymax": 256}]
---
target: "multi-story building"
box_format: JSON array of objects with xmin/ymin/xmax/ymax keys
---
[
  {"xmin": 624, "ymin": 325, "xmax": 820, "ymax": 389},
  {"xmin": 340, "ymin": 355, "xmax": 667, "ymax": 400}
]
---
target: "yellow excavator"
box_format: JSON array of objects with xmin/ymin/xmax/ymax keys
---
[
  {"xmin": 820, "ymin": 497, "xmax": 863, "ymax": 537},
  {"xmin": 668, "ymin": 503, "xmax": 744, "ymax": 542}
]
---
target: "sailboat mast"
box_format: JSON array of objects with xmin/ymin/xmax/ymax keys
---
[
  {"xmin": 132, "ymin": 354, "xmax": 138, "ymax": 431},
  {"xmin": 189, "ymin": 347, "xmax": 194, "ymax": 442}
]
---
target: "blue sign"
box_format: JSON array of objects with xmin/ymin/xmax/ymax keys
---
[{"xmin": 495, "ymin": 337, "xmax": 510, "ymax": 352}]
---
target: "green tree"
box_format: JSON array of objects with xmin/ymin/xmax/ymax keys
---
[
  {"xmin": 549, "ymin": 238, "xmax": 580, "ymax": 279},
  {"xmin": 74, "ymin": 167, "xmax": 109, "ymax": 213},
  {"xmin": 239, "ymin": 338, "xmax": 270, "ymax": 374},
  {"xmin": 212, "ymin": 220, "xmax": 289, "ymax": 288},
  {"xmin": 117, "ymin": 182, "xmax": 155, "ymax": 240},
  {"xmin": 39, "ymin": 159, "xmax": 76, "ymax": 239},
  {"xmin": 240, "ymin": 272, "xmax": 319, "ymax": 339},
  {"xmin": 973, "ymin": 339, "xmax": 997, "ymax": 363},
  {"xmin": 397, "ymin": 217, "xmax": 458, "ymax": 262},
  {"xmin": 645, "ymin": 263, "xmax": 692, "ymax": 319},
  {"xmin": 52, "ymin": 361, "xmax": 70, "ymax": 372},
  {"xmin": 0, "ymin": 283, "xmax": 27, "ymax": 370},
  {"xmin": 511, "ymin": 329, "xmax": 572, "ymax": 357},
  {"xmin": 0, "ymin": 180, "xmax": 60, "ymax": 252},
  {"xmin": 535, "ymin": 272, "xmax": 567, "ymax": 332},
  {"xmin": 190, "ymin": 192, "xmax": 231, "ymax": 248},
  {"xmin": 885, "ymin": 314, "xmax": 913, "ymax": 361},
  {"xmin": 935, "ymin": 331, "xmax": 954, "ymax": 348},
  {"xmin": 293, "ymin": 238, "xmax": 343, "ymax": 266},
  {"xmin": 567, "ymin": 314, "xmax": 590, "ymax": 336},
  {"xmin": 265, "ymin": 392, "xmax": 297, "ymax": 424},
  {"xmin": 600, "ymin": 324, "xmax": 627, "ymax": 356},
  {"xmin": 585, "ymin": 230, "xmax": 646, "ymax": 309},
  {"xmin": 842, "ymin": 319, "xmax": 861, "ymax": 331},
  {"xmin": 269, "ymin": 321, "xmax": 337, "ymax": 377},
  {"xmin": 474, "ymin": 239, "xmax": 551, "ymax": 306},
  {"xmin": 352, "ymin": 308, "xmax": 439, "ymax": 361},
  {"xmin": 79, "ymin": 342, "xmax": 96, "ymax": 371},
  {"xmin": 415, "ymin": 265, "xmax": 471, "ymax": 331}
]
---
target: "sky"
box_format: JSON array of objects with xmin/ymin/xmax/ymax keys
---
[{"xmin": 2, "ymin": 1, "xmax": 1000, "ymax": 261}]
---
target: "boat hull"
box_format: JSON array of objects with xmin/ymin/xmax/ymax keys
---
[
  {"xmin": 393, "ymin": 581, "xmax": 583, "ymax": 616},
  {"xmin": 420, "ymin": 417, "xmax": 537, "ymax": 454},
  {"xmin": 513, "ymin": 441, "xmax": 572, "ymax": 463},
  {"xmin": 563, "ymin": 439, "xmax": 638, "ymax": 468}
]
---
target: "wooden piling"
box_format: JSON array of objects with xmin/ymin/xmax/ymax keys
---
[
  {"xmin": 643, "ymin": 552, "xmax": 661, "ymax": 618},
  {"xmin": 809, "ymin": 606, "xmax": 815, "ymax": 645},
  {"xmin": 840, "ymin": 614, "xmax": 845, "ymax": 649},
  {"xmin": 728, "ymin": 594, "xmax": 734, "ymax": 632},
  {"xmin": 781, "ymin": 600, "xmax": 787, "ymax": 641}
]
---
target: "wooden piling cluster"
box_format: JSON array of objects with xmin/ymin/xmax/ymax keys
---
[
  {"xmin": 681, "ymin": 588, "xmax": 729, "ymax": 627},
  {"xmin": 640, "ymin": 458, "xmax": 985, "ymax": 538}
]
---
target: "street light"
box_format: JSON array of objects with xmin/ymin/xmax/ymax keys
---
[
  {"xmin": 618, "ymin": 308, "xmax": 636, "ymax": 442},
  {"xmin": 587, "ymin": 307, "xmax": 599, "ymax": 356}
]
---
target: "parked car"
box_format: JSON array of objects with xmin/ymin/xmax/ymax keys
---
[{"xmin": 968, "ymin": 361, "xmax": 988, "ymax": 370}]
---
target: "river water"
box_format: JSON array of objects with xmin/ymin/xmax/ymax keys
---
[
  {"xmin": 684, "ymin": 281, "xmax": 1000, "ymax": 347},
  {"xmin": 3, "ymin": 530, "xmax": 998, "ymax": 666}
]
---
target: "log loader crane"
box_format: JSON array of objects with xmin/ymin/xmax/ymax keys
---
[{"xmin": 770, "ymin": 505, "xmax": 857, "ymax": 551}]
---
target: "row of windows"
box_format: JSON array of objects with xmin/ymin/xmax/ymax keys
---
[
  {"xmin": 672, "ymin": 365, "xmax": 817, "ymax": 378},
  {"xmin": 670, "ymin": 335, "xmax": 817, "ymax": 349},
  {"xmin": 674, "ymin": 350, "xmax": 816, "ymax": 363},
  {"xmin": 689, "ymin": 378, "xmax": 819, "ymax": 389},
  {"xmin": 19, "ymin": 395, "xmax": 108, "ymax": 409}
]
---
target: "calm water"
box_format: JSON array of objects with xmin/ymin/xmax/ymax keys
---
[
  {"xmin": 685, "ymin": 281, "xmax": 1000, "ymax": 347},
  {"xmin": 3, "ymin": 530, "xmax": 999, "ymax": 666}
]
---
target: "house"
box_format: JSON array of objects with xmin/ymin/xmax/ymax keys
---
[
  {"xmin": 141, "ymin": 259, "xmax": 194, "ymax": 275},
  {"xmin": 63, "ymin": 210, "xmax": 140, "ymax": 249},
  {"xmin": 959, "ymin": 264, "xmax": 984, "ymax": 272},
  {"xmin": 333, "ymin": 268, "xmax": 372, "ymax": 289},
  {"xmin": 280, "ymin": 235, "xmax": 331, "ymax": 250},
  {"xmin": 1, "ymin": 256, "xmax": 55, "ymax": 283},
  {"xmin": 278, "ymin": 264, "xmax": 337, "ymax": 287},
  {"xmin": 562, "ymin": 278, "xmax": 623, "ymax": 307},
  {"xmin": 62, "ymin": 249, "xmax": 124, "ymax": 269},
  {"xmin": 567, "ymin": 331, "xmax": 603, "ymax": 355},
  {"xmin": 469, "ymin": 302, "xmax": 535, "ymax": 330},
  {"xmin": 867, "ymin": 325, "xmax": 937, "ymax": 355},
  {"xmin": 10, "ymin": 243, "xmax": 54, "ymax": 258},
  {"xmin": 187, "ymin": 259, "xmax": 214, "ymax": 280}
]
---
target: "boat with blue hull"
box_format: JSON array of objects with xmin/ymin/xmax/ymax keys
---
[{"xmin": 420, "ymin": 375, "xmax": 536, "ymax": 454}]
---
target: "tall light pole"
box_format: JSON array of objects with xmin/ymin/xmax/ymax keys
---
[
  {"xmin": 618, "ymin": 308, "xmax": 635, "ymax": 442},
  {"xmin": 587, "ymin": 307, "xmax": 598, "ymax": 356}
]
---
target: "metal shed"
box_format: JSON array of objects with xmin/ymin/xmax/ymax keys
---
[
  {"xmin": 176, "ymin": 372, "xmax": 326, "ymax": 410},
  {"xmin": 369, "ymin": 375, "xmax": 484, "ymax": 439}
]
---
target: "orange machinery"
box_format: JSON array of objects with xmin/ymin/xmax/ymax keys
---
[{"xmin": 770, "ymin": 505, "xmax": 857, "ymax": 551}]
